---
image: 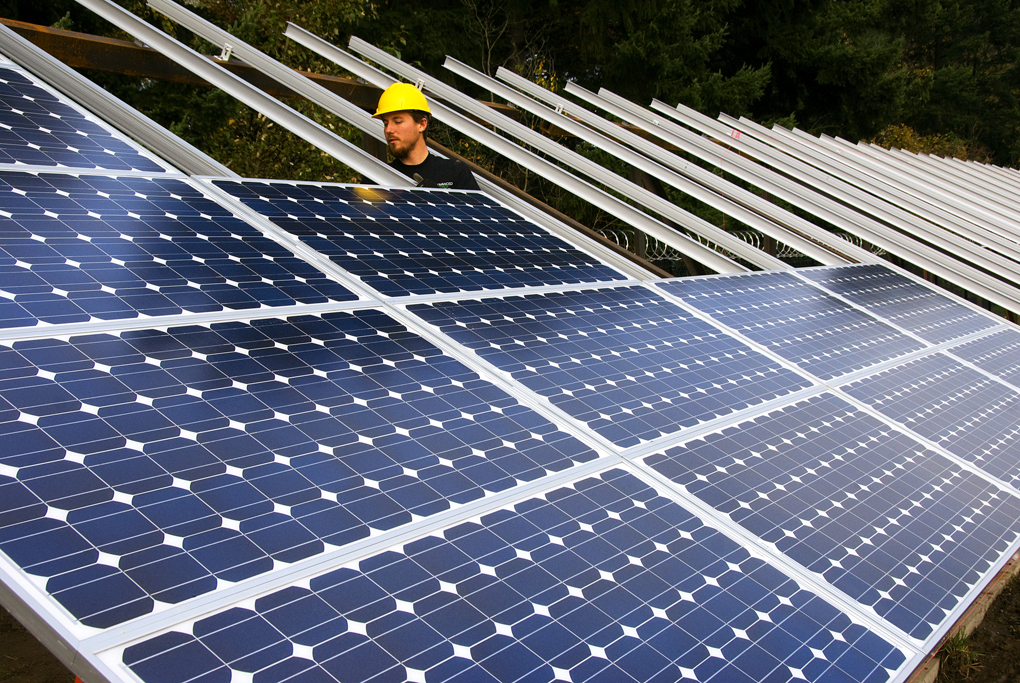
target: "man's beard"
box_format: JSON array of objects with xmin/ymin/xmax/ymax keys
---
[{"xmin": 388, "ymin": 138, "xmax": 415, "ymax": 161}]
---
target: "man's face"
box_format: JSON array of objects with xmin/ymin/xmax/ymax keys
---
[{"xmin": 380, "ymin": 111, "xmax": 426, "ymax": 160}]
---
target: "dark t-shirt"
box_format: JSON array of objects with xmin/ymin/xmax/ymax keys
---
[{"xmin": 390, "ymin": 153, "xmax": 480, "ymax": 191}]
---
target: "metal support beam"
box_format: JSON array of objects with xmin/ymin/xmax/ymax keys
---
[
  {"xmin": 0, "ymin": 17, "xmax": 384, "ymax": 108},
  {"xmin": 638, "ymin": 98, "xmax": 1020, "ymax": 303},
  {"xmin": 569, "ymin": 85, "xmax": 1020, "ymax": 313},
  {"xmin": 837, "ymin": 136, "xmax": 1020, "ymax": 226},
  {"xmin": 557, "ymin": 82, "xmax": 877, "ymax": 265},
  {"xmin": 443, "ymin": 58, "xmax": 847, "ymax": 267},
  {"xmin": 760, "ymin": 122, "xmax": 1020, "ymax": 251},
  {"xmin": 492, "ymin": 69, "xmax": 868, "ymax": 266},
  {"xmin": 713, "ymin": 114, "xmax": 1020, "ymax": 287},
  {"xmin": 74, "ymin": 0, "xmax": 409, "ymax": 185}
]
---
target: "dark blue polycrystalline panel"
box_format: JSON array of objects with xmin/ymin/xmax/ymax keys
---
[
  {"xmin": 842, "ymin": 354, "xmax": 1020, "ymax": 489},
  {"xmin": 0, "ymin": 172, "xmax": 356, "ymax": 327},
  {"xmin": 0, "ymin": 67, "xmax": 168, "ymax": 173},
  {"xmin": 643, "ymin": 393, "xmax": 1020, "ymax": 640},
  {"xmin": 0, "ymin": 311, "xmax": 597, "ymax": 628},
  {"xmin": 948, "ymin": 329, "xmax": 1020, "ymax": 390},
  {"xmin": 798, "ymin": 264, "xmax": 996, "ymax": 344},
  {"xmin": 659, "ymin": 272, "xmax": 925, "ymax": 380},
  {"xmin": 121, "ymin": 469, "xmax": 907, "ymax": 683},
  {"xmin": 211, "ymin": 179, "xmax": 627, "ymax": 296},
  {"xmin": 410, "ymin": 286, "xmax": 812, "ymax": 448}
]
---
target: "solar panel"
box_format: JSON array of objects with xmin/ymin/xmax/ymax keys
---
[
  {"xmin": 410, "ymin": 286, "xmax": 812, "ymax": 448},
  {"xmin": 114, "ymin": 467, "xmax": 910, "ymax": 683},
  {"xmin": 797, "ymin": 264, "xmax": 998, "ymax": 344},
  {"xmin": 0, "ymin": 66, "xmax": 173, "ymax": 174},
  {"xmin": 0, "ymin": 171, "xmax": 358, "ymax": 327},
  {"xmin": 0, "ymin": 59, "xmax": 1012, "ymax": 679},
  {"xmin": 642, "ymin": 392, "xmax": 1020, "ymax": 640},
  {"xmin": 841, "ymin": 353, "xmax": 1020, "ymax": 489},
  {"xmin": 209, "ymin": 179, "xmax": 629, "ymax": 297},
  {"xmin": 658, "ymin": 272, "xmax": 925, "ymax": 380},
  {"xmin": 0, "ymin": 310, "xmax": 599, "ymax": 629},
  {"xmin": 947, "ymin": 328, "xmax": 1020, "ymax": 390}
]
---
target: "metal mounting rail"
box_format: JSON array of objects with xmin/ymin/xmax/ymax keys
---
[
  {"xmin": 490, "ymin": 67, "xmax": 866, "ymax": 264},
  {"xmin": 886, "ymin": 144, "xmax": 1020, "ymax": 199},
  {"xmin": 634, "ymin": 95, "xmax": 1020, "ymax": 308},
  {"xmin": 343, "ymin": 37, "xmax": 780, "ymax": 271},
  {"xmin": 960, "ymin": 157, "xmax": 1020, "ymax": 191},
  {"xmin": 560, "ymin": 82, "xmax": 880, "ymax": 266},
  {"xmin": 779, "ymin": 123, "xmax": 1020, "ymax": 230},
  {"xmin": 689, "ymin": 106, "xmax": 1012, "ymax": 258},
  {"xmin": 74, "ymin": 0, "xmax": 409, "ymax": 186},
  {"xmin": 147, "ymin": 0, "xmax": 386, "ymax": 154},
  {"xmin": 836, "ymin": 137, "xmax": 1020, "ymax": 247},
  {"xmin": 0, "ymin": 21, "xmax": 234, "ymax": 177},
  {"xmin": 747, "ymin": 120, "xmax": 1020, "ymax": 262},
  {"xmin": 835, "ymin": 136, "xmax": 1020, "ymax": 223},
  {"xmin": 567, "ymin": 84, "xmax": 1020, "ymax": 313},
  {"xmin": 281, "ymin": 25, "xmax": 743, "ymax": 274},
  {"xmin": 443, "ymin": 57, "xmax": 845, "ymax": 266},
  {"xmin": 713, "ymin": 113, "xmax": 1020, "ymax": 285},
  {"xmin": 767, "ymin": 122, "xmax": 1020, "ymax": 245}
]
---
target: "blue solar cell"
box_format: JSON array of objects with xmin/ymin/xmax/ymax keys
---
[
  {"xmin": 659, "ymin": 272, "xmax": 925, "ymax": 380},
  {"xmin": 0, "ymin": 172, "xmax": 356, "ymax": 326},
  {"xmin": 120, "ymin": 469, "xmax": 906, "ymax": 683},
  {"xmin": 0, "ymin": 67, "xmax": 169, "ymax": 173},
  {"xmin": 948, "ymin": 329, "xmax": 1020, "ymax": 390},
  {"xmin": 211, "ymin": 179, "xmax": 627, "ymax": 296},
  {"xmin": 798, "ymin": 265, "xmax": 997, "ymax": 343},
  {"xmin": 643, "ymin": 393, "xmax": 1020, "ymax": 639},
  {"xmin": 0, "ymin": 310, "xmax": 597, "ymax": 627},
  {"xmin": 842, "ymin": 353, "xmax": 1020, "ymax": 489},
  {"xmin": 410, "ymin": 286, "xmax": 811, "ymax": 448}
]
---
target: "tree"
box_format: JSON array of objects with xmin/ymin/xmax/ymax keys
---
[
  {"xmin": 894, "ymin": 0, "xmax": 1020, "ymax": 163},
  {"xmin": 722, "ymin": 0, "xmax": 909, "ymax": 138}
]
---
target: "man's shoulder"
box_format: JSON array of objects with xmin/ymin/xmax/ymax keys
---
[
  {"xmin": 445, "ymin": 158, "xmax": 480, "ymax": 191},
  {"xmin": 426, "ymin": 155, "xmax": 462, "ymax": 173},
  {"xmin": 424, "ymin": 157, "xmax": 474, "ymax": 190},
  {"xmin": 390, "ymin": 154, "xmax": 478, "ymax": 191}
]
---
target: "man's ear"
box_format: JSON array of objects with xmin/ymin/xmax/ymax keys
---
[{"xmin": 418, "ymin": 116, "xmax": 429, "ymax": 134}]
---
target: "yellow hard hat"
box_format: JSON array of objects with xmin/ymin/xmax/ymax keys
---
[{"xmin": 373, "ymin": 83, "xmax": 431, "ymax": 118}]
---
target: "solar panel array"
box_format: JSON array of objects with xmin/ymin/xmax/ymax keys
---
[
  {"xmin": 0, "ymin": 65, "xmax": 172, "ymax": 174},
  {"xmin": 0, "ymin": 172, "xmax": 359, "ymax": 327},
  {"xmin": 211, "ymin": 179, "xmax": 627, "ymax": 297},
  {"xmin": 2, "ymin": 55, "xmax": 1020, "ymax": 683}
]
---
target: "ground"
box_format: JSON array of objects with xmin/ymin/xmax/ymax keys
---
[
  {"xmin": 0, "ymin": 606, "xmax": 72, "ymax": 683},
  {"xmin": 941, "ymin": 576, "xmax": 1020, "ymax": 683}
]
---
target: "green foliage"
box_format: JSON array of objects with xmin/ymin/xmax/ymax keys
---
[
  {"xmin": 722, "ymin": 0, "xmax": 909, "ymax": 138},
  {"xmin": 869, "ymin": 123, "xmax": 990, "ymax": 160},
  {"xmin": 896, "ymin": 0, "xmax": 1020, "ymax": 163},
  {"xmin": 51, "ymin": 11, "xmax": 74, "ymax": 29},
  {"xmin": 604, "ymin": 0, "xmax": 771, "ymax": 114},
  {"xmin": 938, "ymin": 631, "xmax": 982, "ymax": 681}
]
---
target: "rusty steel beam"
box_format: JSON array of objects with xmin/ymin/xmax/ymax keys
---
[
  {"xmin": 0, "ymin": 17, "xmax": 383, "ymax": 106},
  {"xmin": 0, "ymin": 18, "xmax": 523, "ymax": 119}
]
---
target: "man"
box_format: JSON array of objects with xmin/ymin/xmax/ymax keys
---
[{"xmin": 373, "ymin": 83, "xmax": 480, "ymax": 191}]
